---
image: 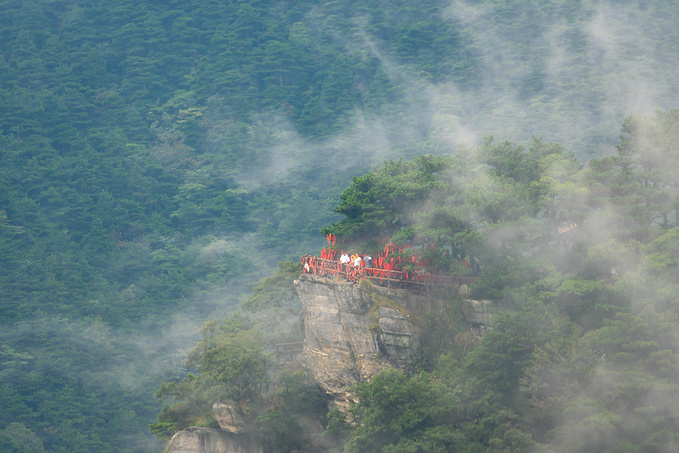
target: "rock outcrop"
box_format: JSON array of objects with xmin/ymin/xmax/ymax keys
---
[
  {"xmin": 294, "ymin": 276, "xmax": 392, "ymax": 408},
  {"xmin": 461, "ymin": 299, "xmax": 498, "ymax": 338},
  {"xmin": 165, "ymin": 427, "xmax": 261, "ymax": 453},
  {"xmin": 212, "ymin": 402, "xmax": 246, "ymax": 434},
  {"xmin": 294, "ymin": 274, "xmax": 494, "ymax": 408}
]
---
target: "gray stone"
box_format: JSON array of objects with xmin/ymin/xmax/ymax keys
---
[
  {"xmin": 167, "ymin": 276, "xmax": 506, "ymax": 452},
  {"xmin": 293, "ymin": 275, "xmax": 503, "ymax": 410},
  {"xmin": 165, "ymin": 427, "xmax": 261, "ymax": 453},
  {"xmin": 378, "ymin": 307, "xmax": 414, "ymax": 336},
  {"xmin": 461, "ymin": 299, "xmax": 496, "ymax": 326},
  {"xmin": 212, "ymin": 402, "xmax": 246, "ymax": 434},
  {"xmin": 294, "ymin": 275, "xmax": 424, "ymax": 408}
]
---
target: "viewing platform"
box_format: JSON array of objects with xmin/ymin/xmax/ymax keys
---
[{"xmin": 300, "ymin": 255, "xmax": 476, "ymax": 293}]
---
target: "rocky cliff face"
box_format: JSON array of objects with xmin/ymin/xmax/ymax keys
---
[{"xmin": 294, "ymin": 274, "xmax": 497, "ymax": 409}]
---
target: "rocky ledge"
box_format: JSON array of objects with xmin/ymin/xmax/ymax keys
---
[
  {"xmin": 165, "ymin": 427, "xmax": 260, "ymax": 453},
  {"xmin": 165, "ymin": 402, "xmax": 260, "ymax": 453}
]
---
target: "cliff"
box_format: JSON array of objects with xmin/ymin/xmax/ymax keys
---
[{"xmin": 294, "ymin": 274, "xmax": 498, "ymax": 409}]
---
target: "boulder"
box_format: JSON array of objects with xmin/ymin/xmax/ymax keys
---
[
  {"xmin": 165, "ymin": 427, "xmax": 261, "ymax": 453},
  {"xmin": 461, "ymin": 299, "xmax": 498, "ymax": 337},
  {"xmin": 212, "ymin": 402, "xmax": 246, "ymax": 434},
  {"xmin": 377, "ymin": 307, "xmax": 419, "ymax": 360}
]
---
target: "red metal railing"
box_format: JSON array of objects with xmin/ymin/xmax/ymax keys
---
[{"xmin": 300, "ymin": 256, "xmax": 475, "ymax": 292}]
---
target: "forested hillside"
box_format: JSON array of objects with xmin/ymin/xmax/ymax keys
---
[
  {"xmin": 1, "ymin": 0, "xmax": 679, "ymax": 451},
  {"xmin": 158, "ymin": 110, "xmax": 679, "ymax": 452}
]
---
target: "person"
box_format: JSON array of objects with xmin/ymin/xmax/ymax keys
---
[
  {"xmin": 340, "ymin": 252, "xmax": 350, "ymax": 271},
  {"xmin": 353, "ymin": 254, "xmax": 362, "ymax": 267},
  {"xmin": 300, "ymin": 255, "xmax": 310, "ymax": 273},
  {"xmin": 364, "ymin": 254, "xmax": 372, "ymax": 268}
]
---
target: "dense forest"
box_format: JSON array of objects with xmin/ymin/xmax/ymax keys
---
[{"xmin": 1, "ymin": 0, "xmax": 679, "ymax": 451}]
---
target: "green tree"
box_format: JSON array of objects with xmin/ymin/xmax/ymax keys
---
[
  {"xmin": 587, "ymin": 109, "xmax": 679, "ymax": 241},
  {"xmin": 322, "ymin": 155, "xmax": 455, "ymax": 247},
  {"xmin": 0, "ymin": 423, "xmax": 45, "ymax": 453},
  {"xmin": 345, "ymin": 369, "xmax": 464, "ymax": 453}
]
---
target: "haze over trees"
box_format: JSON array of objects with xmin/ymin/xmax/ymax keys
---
[
  {"xmin": 157, "ymin": 109, "xmax": 679, "ymax": 452},
  {"xmin": 2, "ymin": 0, "xmax": 679, "ymax": 451}
]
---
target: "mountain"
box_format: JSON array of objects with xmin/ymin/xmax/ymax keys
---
[{"xmin": 1, "ymin": 0, "xmax": 679, "ymax": 451}]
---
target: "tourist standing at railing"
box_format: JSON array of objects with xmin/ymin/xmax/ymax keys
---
[
  {"xmin": 340, "ymin": 252, "xmax": 350, "ymax": 271},
  {"xmin": 364, "ymin": 254, "xmax": 372, "ymax": 268},
  {"xmin": 300, "ymin": 254, "xmax": 310, "ymax": 273}
]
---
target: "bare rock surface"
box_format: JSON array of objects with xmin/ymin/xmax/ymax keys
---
[
  {"xmin": 167, "ymin": 276, "xmax": 503, "ymax": 452},
  {"xmin": 294, "ymin": 275, "xmax": 437, "ymax": 408},
  {"xmin": 294, "ymin": 275, "xmax": 504, "ymax": 408},
  {"xmin": 461, "ymin": 298, "xmax": 498, "ymax": 336},
  {"xmin": 165, "ymin": 427, "xmax": 261, "ymax": 453},
  {"xmin": 212, "ymin": 402, "xmax": 246, "ymax": 434}
]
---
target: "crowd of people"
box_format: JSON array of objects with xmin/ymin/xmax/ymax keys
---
[
  {"xmin": 318, "ymin": 242, "xmax": 417, "ymax": 275},
  {"xmin": 301, "ymin": 236, "xmax": 479, "ymax": 288}
]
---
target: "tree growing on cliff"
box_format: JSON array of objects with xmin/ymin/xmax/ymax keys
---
[
  {"xmin": 586, "ymin": 108, "xmax": 679, "ymax": 242},
  {"xmin": 151, "ymin": 325, "xmax": 271, "ymax": 440},
  {"xmin": 150, "ymin": 262, "xmax": 310, "ymax": 445},
  {"xmin": 321, "ymin": 154, "xmax": 456, "ymax": 248},
  {"xmin": 344, "ymin": 369, "xmax": 466, "ymax": 453}
]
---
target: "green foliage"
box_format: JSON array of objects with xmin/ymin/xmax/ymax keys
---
[
  {"xmin": 2, "ymin": 0, "xmax": 679, "ymax": 450},
  {"xmin": 275, "ymin": 369, "xmax": 328, "ymax": 416},
  {"xmin": 188, "ymin": 329, "xmax": 271, "ymax": 403},
  {"xmin": 151, "ymin": 325, "xmax": 271, "ymax": 441},
  {"xmin": 0, "ymin": 423, "xmax": 45, "ymax": 453},
  {"xmin": 586, "ymin": 109, "xmax": 679, "ymax": 242},
  {"xmin": 151, "ymin": 259, "xmax": 307, "ymax": 444},
  {"xmin": 345, "ymin": 369, "xmax": 464, "ymax": 453},
  {"xmin": 162, "ymin": 103, "xmax": 679, "ymax": 453},
  {"xmin": 256, "ymin": 370, "xmax": 329, "ymax": 451},
  {"xmin": 547, "ymin": 309, "xmax": 679, "ymax": 452},
  {"xmin": 323, "ymin": 155, "xmax": 455, "ymax": 247},
  {"xmin": 256, "ymin": 409, "xmax": 305, "ymax": 452},
  {"xmin": 241, "ymin": 261, "xmax": 300, "ymax": 312},
  {"xmin": 324, "ymin": 407, "xmax": 350, "ymax": 444}
]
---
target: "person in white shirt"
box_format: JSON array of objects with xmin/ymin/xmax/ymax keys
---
[{"xmin": 340, "ymin": 252, "xmax": 350, "ymax": 271}]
